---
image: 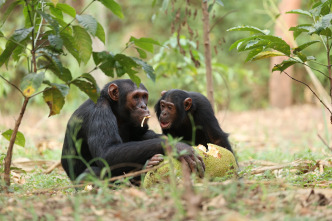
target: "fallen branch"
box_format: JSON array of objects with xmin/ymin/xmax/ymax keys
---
[{"xmin": 44, "ymin": 161, "xmax": 61, "ymax": 174}]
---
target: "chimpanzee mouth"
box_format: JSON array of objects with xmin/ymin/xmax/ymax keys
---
[{"xmin": 160, "ymin": 121, "xmax": 171, "ymax": 129}]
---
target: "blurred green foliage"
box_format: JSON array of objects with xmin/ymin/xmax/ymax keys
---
[{"xmin": 0, "ymin": 0, "xmax": 323, "ymax": 113}]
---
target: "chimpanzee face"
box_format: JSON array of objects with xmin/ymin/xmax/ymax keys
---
[
  {"xmin": 158, "ymin": 99, "xmax": 177, "ymax": 129},
  {"xmin": 108, "ymin": 83, "xmax": 150, "ymax": 127},
  {"xmin": 126, "ymin": 89, "xmax": 150, "ymax": 127}
]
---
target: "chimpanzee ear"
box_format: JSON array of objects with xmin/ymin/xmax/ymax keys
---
[
  {"xmin": 184, "ymin": 97, "xmax": 192, "ymax": 111},
  {"xmin": 161, "ymin": 90, "xmax": 167, "ymax": 96},
  {"xmin": 108, "ymin": 83, "xmax": 119, "ymax": 101}
]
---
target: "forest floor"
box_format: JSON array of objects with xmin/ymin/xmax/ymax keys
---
[{"xmin": 1, "ymin": 104, "xmax": 332, "ymax": 220}]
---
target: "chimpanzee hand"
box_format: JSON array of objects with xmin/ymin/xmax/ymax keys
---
[
  {"xmin": 146, "ymin": 154, "xmax": 164, "ymax": 169},
  {"xmin": 175, "ymin": 143, "xmax": 205, "ymax": 178}
]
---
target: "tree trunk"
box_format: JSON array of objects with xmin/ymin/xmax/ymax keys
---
[
  {"xmin": 202, "ymin": 0, "xmax": 214, "ymax": 109},
  {"xmin": 269, "ymin": 0, "xmax": 301, "ymax": 108}
]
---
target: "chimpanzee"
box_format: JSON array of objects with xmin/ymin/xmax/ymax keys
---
[
  {"xmin": 155, "ymin": 89, "xmax": 233, "ymax": 153},
  {"xmin": 61, "ymin": 79, "xmax": 204, "ymax": 182}
]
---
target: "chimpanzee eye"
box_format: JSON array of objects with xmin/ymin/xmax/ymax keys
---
[{"xmin": 168, "ymin": 105, "xmax": 172, "ymax": 110}]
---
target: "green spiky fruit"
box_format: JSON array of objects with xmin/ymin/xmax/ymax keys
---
[
  {"xmin": 194, "ymin": 143, "xmax": 238, "ymax": 178},
  {"xmin": 143, "ymin": 157, "xmax": 182, "ymax": 188},
  {"xmin": 143, "ymin": 144, "xmax": 237, "ymax": 188}
]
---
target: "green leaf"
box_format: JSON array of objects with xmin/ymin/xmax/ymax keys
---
[
  {"xmin": 0, "ymin": 40, "xmax": 17, "ymax": 67},
  {"xmin": 48, "ymin": 34, "xmax": 63, "ymax": 51},
  {"xmin": 114, "ymin": 54, "xmax": 139, "ymax": 75},
  {"xmin": 20, "ymin": 72, "xmax": 45, "ymax": 97},
  {"xmin": 52, "ymin": 83, "xmax": 69, "ymax": 97},
  {"xmin": 92, "ymin": 51, "xmax": 115, "ymax": 76},
  {"xmin": 131, "ymin": 57, "xmax": 155, "ymax": 81},
  {"xmin": 49, "ymin": 6, "xmax": 63, "ymax": 20},
  {"xmin": 128, "ymin": 73, "xmax": 141, "ymax": 87},
  {"xmin": 232, "ymin": 35, "xmax": 291, "ymax": 56},
  {"xmin": 286, "ymin": 9, "xmax": 312, "ymax": 17},
  {"xmin": 135, "ymin": 47, "xmax": 147, "ymax": 59},
  {"xmin": 227, "ymin": 25, "xmax": 270, "ymax": 35},
  {"xmin": 245, "ymin": 47, "xmax": 263, "ymax": 62},
  {"xmin": 56, "ymin": 3, "xmax": 76, "ymax": 17},
  {"xmin": 129, "ymin": 36, "xmax": 161, "ymax": 53},
  {"xmin": 99, "ymin": 0, "xmax": 124, "ymax": 19},
  {"xmin": 37, "ymin": 10, "xmax": 60, "ymax": 34},
  {"xmin": 73, "ymin": 25, "xmax": 92, "ymax": 64},
  {"xmin": 37, "ymin": 51, "xmax": 72, "ymax": 82},
  {"xmin": 252, "ymin": 51, "xmax": 285, "ymax": 61},
  {"xmin": 71, "ymin": 74, "xmax": 99, "ymax": 103},
  {"xmin": 12, "ymin": 27, "xmax": 34, "ymax": 42},
  {"xmin": 216, "ymin": 0, "xmax": 224, "ymax": 6},
  {"xmin": 43, "ymin": 87, "xmax": 65, "ymax": 116},
  {"xmin": 289, "ymin": 24, "xmax": 314, "ymax": 39},
  {"xmin": 2, "ymin": 130, "xmax": 25, "ymax": 147},
  {"xmin": 60, "ymin": 32, "xmax": 80, "ymax": 64},
  {"xmin": 272, "ymin": 59, "xmax": 300, "ymax": 72},
  {"xmin": 293, "ymin": 40, "xmax": 320, "ymax": 53},
  {"xmin": 310, "ymin": 14, "xmax": 332, "ymax": 35},
  {"xmin": 76, "ymin": 14, "xmax": 98, "ymax": 36},
  {"xmin": 96, "ymin": 22, "xmax": 105, "ymax": 44}
]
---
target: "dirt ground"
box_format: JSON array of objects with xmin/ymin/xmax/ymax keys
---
[{"xmin": 1, "ymin": 104, "xmax": 331, "ymax": 156}]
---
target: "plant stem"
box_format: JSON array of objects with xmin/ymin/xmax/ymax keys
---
[
  {"xmin": 202, "ymin": 0, "xmax": 214, "ymax": 108},
  {"xmin": 327, "ymin": 38, "xmax": 332, "ymax": 124},
  {"xmin": 3, "ymin": 97, "xmax": 30, "ymax": 187}
]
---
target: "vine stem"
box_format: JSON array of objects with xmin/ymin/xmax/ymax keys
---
[
  {"xmin": 328, "ymin": 37, "xmax": 332, "ymax": 124},
  {"xmin": 279, "ymin": 68, "xmax": 332, "ymax": 117},
  {"xmin": 3, "ymin": 97, "xmax": 30, "ymax": 188}
]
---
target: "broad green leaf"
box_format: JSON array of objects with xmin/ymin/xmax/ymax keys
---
[
  {"xmin": 96, "ymin": 22, "xmax": 105, "ymax": 44},
  {"xmin": 290, "ymin": 24, "xmax": 314, "ymax": 39},
  {"xmin": 52, "ymin": 83, "xmax": 69, "ymax": 96},
  {"xmin": 37, "ymin": 10, "xmax": 60, "ymax": 34},
  {"xmin": 71, "ymin": 74, "xmax": 99, "ymax": 102},
  {"xmin": 92, "ymin": 51, "xmax": 112, "ymax": 65},
  {"xmin": 131, "ymin": 57, "xmax": 155, "ymax": 81},
  {"xmin": 128, "ymin": 73, "xmax": 141, "ymax": 87},
  {"xmin": 37, "ymin": 52, "xmax": 72, "ymax": 82},
  {"xmin": 115, "ymin": 61, "xmax": 125, "ymax": 77},
  {"xmin": 293, "ymin": 40, "xmax": 320, "ymax": 53},
  {"xmin": 99, "ymin": 0, "xmax": 124, "ymax": 19},
  {"xmin": 73, "ymin": 25, "xmax": 92, "ymax": 64},
  {"xmin": 286, "ymin": 9, "xmax": 312, "ymax": 17},
  {"xmin": 12, "ymin": 27, "xmax": 34, "ymax": 42},
  {"xmin": 49, "ymin": 6, "xmax": 63, "ymax": 20},
  {"xmin": 232, "ymin": 35, "xmax": 291, "ymax": 56},
  {"xmin": 56, "ymin": 3, "xmax": 76, "ymax": 17},
  {"xmin": 310, "ymin": 14, "xmax": 332, "ymax": 35},
  {"xmin": 252, "ymin": 51, "xmax": 285, "ymax": 61},
  {"xmin": 129, "ymin": 37, "xmax": 160, "ymax": 53},
  {"xmin": 21, "ymin": 72, "xmax": 45, "ymax": 97},
  {"xmin": 92, "ymin": 51, "xmax": 115, "ymax": 76},
  {"xmin": 227, "ymin": 25, "xmax": 270, "ymax": 35},
  {"xmin": 1, "ymin": 129, "xmax": 25, "ymax": 147},
  {"xmin": 60, "ymin": 32, "xmax": 80, "ymax": 64},
  {"xmin": 114, "ymin": 54, "xmax": 139, "ymax": 75},
  {"xmin": 12, "ymin": 44, "xmax": 25, "ymax": 62},
  {"xmin": 272, "ymin": 59, "xmax": 300, "ymax": 72},
  {"xmin": 135, "ymin": 47, "xmax": 147, "ymax": 59},
  {"xmin": 43, "ymin": 87, "xmax": 65, "ymax": 116},
  {"xmin": 76, "ymin": 14, "xmax": 97, "ymax": 36},
  {"xmin": 245, "ymin": 47, "xmax": 263, "ymax": 62},
  {"xmin": 229, "ymin": 38, "xmax": 246, "ymax": 51},
  {"xmin": 48, "ymin": 34, "xmax": 63, "ymax": 50},
  {"xmin": 0, "ymin": 40, "xmax": 17, "ymax": 67}
]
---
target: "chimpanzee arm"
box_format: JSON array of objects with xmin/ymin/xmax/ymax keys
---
[{"xmin": 141, "ymin": 130, "xmax": 163, "ymax": 140}]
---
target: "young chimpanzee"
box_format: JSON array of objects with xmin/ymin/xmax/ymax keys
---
[
  {"xmin": 61, "ymin": 79, "xmax": 204, "ymax": 182},
  {"xmin": 155, "ymin": 89, "xmax": 233, "ymax": 153}
]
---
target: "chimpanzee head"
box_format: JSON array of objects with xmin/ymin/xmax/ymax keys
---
[
  {"xmin": 154, "ymin": 89, "xmax": 193, "ymax": 132},
  {"xmin": 102, "ymin": 79, "xmax": 150, "ymax": 128}
]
